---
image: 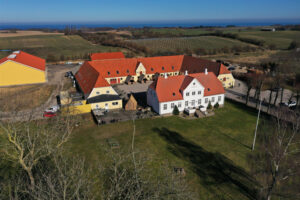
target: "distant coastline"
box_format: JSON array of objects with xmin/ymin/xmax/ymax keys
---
[{"xmin": 0, "ymin": 19, "xmax": 299, "ymax": 30}]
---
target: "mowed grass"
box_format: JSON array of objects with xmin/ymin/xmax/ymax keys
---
[
  {"xmin": 131, "ymin": 36, "xmax": 252, "ymax": 53},
  {"xmin": 0, "ymin": 84, "xmax": 55, "ymax": 112},
  {"xmin": 0, "ymin": 35, "xmax": 123, "ymax": 59},
  {"xmin": 68, "ymin": 102, "xmax": 258, "ymax": 199}
]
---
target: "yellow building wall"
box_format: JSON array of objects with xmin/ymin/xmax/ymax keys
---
[
  {"xmin": 89, "ymin": 86, "xmax": 118, "ymax": 98},
  {"xmin": 62, "ymin": 100, "xmax": 91, "ymax": 115},
  {"xmin": 0, "ymin": 60, "xmax": 46, "ymax": 86},
  {"xmin": 90, "ymin": 99, "xmax": 122, "ymax": 110},
  {"xmin": 218, "ymin": 74, "xmax": 235, "ymax": 88}
]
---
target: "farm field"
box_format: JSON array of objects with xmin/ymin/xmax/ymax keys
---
[
  {"xmin": 68, "ymin": 102, "xmax": 259, "ymax": 199},
  {"xmin": 0, "ymin": 30, "xmax": 63, "ymax": 38},
  {"xmin": 0, "ymin": 34, "xmax": 124, "ymax": 60},
  {"xmin": 0, "ymin": 84, "xmax": 55, "ymax": 112},
  {"xmin": 131, "ymin": 36, "xmax": 254, "ymax": 53},
  {"xmin": 235, "ymin": 30, "xmax": 300, "ymax": 49}
]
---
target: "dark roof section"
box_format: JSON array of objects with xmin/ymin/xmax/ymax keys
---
[{"xmin": 86, "ymin": 94, "xmax": 121, "ymax": 104}]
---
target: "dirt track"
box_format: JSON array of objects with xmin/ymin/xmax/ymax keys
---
[{"xmin": 0, "ymin": 30, "xmax": 63, "ymax": 38}]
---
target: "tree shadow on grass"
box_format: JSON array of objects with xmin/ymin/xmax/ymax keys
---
[{"xmin": 153, "ymin": 127, "xmax": 258, "ymax": 200}]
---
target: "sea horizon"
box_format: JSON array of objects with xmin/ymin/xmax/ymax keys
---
[{"xmin": 0, "ymin": 18, "xmax": 299, "ymax": 30}]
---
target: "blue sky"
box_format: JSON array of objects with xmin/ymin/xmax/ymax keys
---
[{"xmin": 0, "ymin": 0, "xmax": 300, "ymax": 23}]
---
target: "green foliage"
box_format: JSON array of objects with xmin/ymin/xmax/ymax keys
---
[
  {"xmin": 288, "ymin": 40, "xmax": 300, "ymax": 50},
  {"xmin": 173, "ymin": 105, "xmax": 179, "ymax": 115},
  {"xmin": 207, "ymin": 101, "xmax": 212, "ymax": 110},
  {"xmin": 214, "ymin": 102, "xmax": 219, "ymax": 109}
]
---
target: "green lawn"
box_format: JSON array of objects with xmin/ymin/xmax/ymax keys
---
[
  {"xmin": 0, "ymin": 35, "xmax": 123, "ymax": 60},
  {"xmin": 68, "ymin": 102, "xmax": 259, "ymax": 199},
  {"xmin": 131, "ymin": 36, "xmax": 253, "ymax": 54},
  {"xmin": 236, "ymin": 31, "xmax": 300, "ymax": 49}
]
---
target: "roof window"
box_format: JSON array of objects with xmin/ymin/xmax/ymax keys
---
[
  {"xmin": 172, "ymin": 92, "xmax": 175, "ymax": 96},
  {"xmin": 162, "ymin": 66, "xmax": 165, "ymax": 70},
  {"xmin": 127, "ymin": 69, "xmax": 129, "ymax": 73},
  {"xmin": 151, "ymin": 68, "xmax": 154, "ymax": 71},
  {"xmin": 107, "ymin": 71, "xmax": 110, "ymax": 75},
  {"xmin": 116, "ymin": 70, "xmax": 119, "ymax": 74}
]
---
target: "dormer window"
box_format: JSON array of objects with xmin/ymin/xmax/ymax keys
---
[
  {"xmin": 116, "ymin": 70, "xmax": 119, "ymax": 74},
  {"xmin": 162, "ymin": 66, "xmax": 164, "ymax": 70},
  {"xmin": 107, "ymin": 71, "xmax": 110, "ymax": 75}
]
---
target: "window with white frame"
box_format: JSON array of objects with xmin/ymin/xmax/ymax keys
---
[
  {"xmin": 112, "ymin": 102, "xmax": 118, "ymax": 105},
  {"xmin": 171, "ymin": 103, "xmax": 175, "ymax": 108},
  {"xmin": 198, "ymin": 99, "xmax": 201, "ymax": 105},
  {"xmin": 218, "ymin": 96, "xmax": 221, "ymax": 102},
  {"xmin": 198, "ymin": 91, "xmax": 201, "ymax": 95},
  {"xmin": 96, "ymin": 91, "xmax": 100, "ymax": 95},
  {"xmin": 191, "ymin": 100, "xmax": 195, "ymax": 106},
  {"xmin": 106, "ymin": 91, "xmax": 109, "ymax": 94},
  {"xmin": 212, "ymin": 97, "xmax": 215, "ymax": 103},
  {"xmin": 163, "ymin": 104, "xmax": 167, "ymax": 110},
  {"xmin": 178, "ymin": 102, "xmax": 182, "ymax": 108},
  {"xmin": 192, "ymin": 91, "xmax": 195, "ymax": 95},
  {"xmin": 185, "ymin": 101, "xmax": 188, "ymax": 106},
  {"xmin": 186, "ymin": 92, "xmax": 189, "ymax": 96},
  {"xmin": 205, "ymin": 98, "xmax": 208, "ymax": 103}
]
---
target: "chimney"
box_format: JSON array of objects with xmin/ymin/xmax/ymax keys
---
[
  {"xmin": 184, "ymin": 70, "xmax": 188, "ymax": 76},
  {"xmin": 205, "ymin": 68, "xmax": 208, "ymax": 75},
  {"xmin": 164, "ymin": 73, "xmax": 168, "ymax": 79}
]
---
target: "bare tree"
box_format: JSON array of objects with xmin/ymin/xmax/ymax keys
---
[
  {"xmin": 31, "ymin": 153, "xmax": 95, "ymax": 200},
  {"xmin": 249, "ymin": 108, "xmax": 300, "ymax": 200},
  {"xmin": 0, "ymin": 113, "xmax": 79, "ymax": 190}
]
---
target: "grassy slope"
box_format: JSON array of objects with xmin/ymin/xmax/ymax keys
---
[
  {"xmin": 68, "ymin": 102, "xmax": 258, "ymax": 199},
  {"xmin": 236, "ymin": 31, "xmax": 300, "ymax": 49},
  {"xmin": 0, "ymin": 35, "xmax": 123, "ymax": 59},
  {"xmin": 131, "ymin": 36, "xmax": 252, "ymax": 53}
]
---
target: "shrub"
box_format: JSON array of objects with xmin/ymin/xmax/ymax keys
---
[
  {"xmin": 207, "ymin": 101, "xmax": 212, "ymax": 110},
  {"xmin": 173, "ymin": 105, "xmax": 179, "ymax": 115},
  {"xmin": 214, "ymin": 102, "xmax": 219, "ymax": 109}
]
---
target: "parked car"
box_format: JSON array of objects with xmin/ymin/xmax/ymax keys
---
[
  {"xmin": 287, "ymin": 101, "xmax": 296, "ymax": 107},
  {"xmin": 45, "ymin": 105, "xmax": 60, "ymax": 113},
  {"xmin": 279, "ymin": 101, "xmax": 297, "ymax": 108},
  {"xmin": 43, "ymin": 111, "xmax": 56, "ymax": 118},
  {"xmin": 65, "ymin": 71, "xmax": 73, "ymax": 78}
]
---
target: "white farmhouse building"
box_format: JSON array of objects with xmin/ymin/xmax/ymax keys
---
[{"xmin": 147, "ymin": 70, "xmax": 225, "ymax": 115}]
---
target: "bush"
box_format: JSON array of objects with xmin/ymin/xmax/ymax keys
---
[
  {"xmin": 214, "ymin": 102, "xmax": 219, "ymax": 109},
  {"xmin": 207, "ymin": 101, "xmax": 212, "ymax": 110},
  {"xmin": 173, "ymin": 105, "xmax": 179, "ymax": 115}
]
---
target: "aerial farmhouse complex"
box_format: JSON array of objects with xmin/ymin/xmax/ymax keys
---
[
  {"xmin": 147, "ymin": 70, "xmax": 225, "ymax": 115},
  {"xmin": 73, "ymin": 52, "xmax": 233, "ymax": 114},
  {"xmin": 0, "ymin": 51, "xmax": 46, "ymax": 87}
]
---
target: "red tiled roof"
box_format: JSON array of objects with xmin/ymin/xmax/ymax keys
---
[
  {"xmin": 219, "ymin": 64, "xmax": 231, "ymax": 74},
  {"xmin": 150, "ymin": 73, "xmax": 225, "ymax": 103},
  {"xmin": 149, "ymin": 75, "xmax": 185, "ymax": 102},
  {"xmin": 0, "ymin": 51, "xmax": 45, "ymax": 71},
  {"xmin": 75, "ymin": 62, "xmax": 109, "ymax": 94},
  {"xmin": 90, "ymin": 52, "xmax": 125, "ymax": 61},
  {"xmin": 181, "ymin": 56, "xmax": 222, "ymax": 76},
  {"xmin": 189, "ymin": 72, "xmax": 225, "ymax": 96}
]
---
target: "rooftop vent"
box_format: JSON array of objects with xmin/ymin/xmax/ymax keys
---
[
  {"xmin": 13, "ymin": 51, "xmax": 20, "ymax": 54},
  {"xmin": 164, "ymin": 73, "xmax": 168, "ymax": 79},
  {"xmin": 7, "ymin": 54, "xmax": 17, "ymax": 59},
  {"xmin": 184, "ymin": 70, "xmax": 188, "ymax": 76},
  {"xmin": 205, "ymin": 68, "xmax": 208, "ymax": 75}
]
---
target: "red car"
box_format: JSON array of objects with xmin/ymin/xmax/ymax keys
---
[{"xmin": 43, "ymin": 111, "xmax": 57, "ymax": 118}]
